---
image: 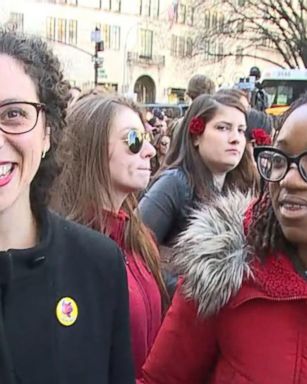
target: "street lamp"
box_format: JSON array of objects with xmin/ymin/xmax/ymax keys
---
[{"xmin": 91, "ymin": 27, "xmax": 104, "ymax": 87}]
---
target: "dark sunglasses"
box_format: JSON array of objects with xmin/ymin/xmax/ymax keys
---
[{"xmin": 123, "ymin": 129, "xmax": 152, "ymax": 154}]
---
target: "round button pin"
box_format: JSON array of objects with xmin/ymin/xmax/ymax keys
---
[{"xmin": 56, "ymin": 297, "xmax": 78, "ymax": 326}]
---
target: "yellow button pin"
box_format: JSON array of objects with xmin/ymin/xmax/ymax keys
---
[{"xmin": 56, "ymin": 297, "xmax": 78, "ymax": 326}]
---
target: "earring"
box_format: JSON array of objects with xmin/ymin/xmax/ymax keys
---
[{"xmin": 42, "ymin": 150, "xmax": 46, "ymax": 159}]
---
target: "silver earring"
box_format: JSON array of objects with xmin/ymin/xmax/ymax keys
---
[{"xmin": 42, "ymin": 150, "xmax": 46, "ymax": 159}]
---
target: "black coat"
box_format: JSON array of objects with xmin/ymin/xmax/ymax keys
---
[{"xmin": 0, "ymin": 210, "xmax": 134, "ymax": 384}]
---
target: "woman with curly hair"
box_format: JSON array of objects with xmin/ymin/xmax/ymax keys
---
[
  {"xmin": 140, "ymin": 93, "xmax": 307, "ymax": 383},
  {"xmin": 0, "ymin": 31, "xmax": 134, "ymax": 384},
  {"xmin": 52, "ymin": 94, "xmax": 167, "ymax": 379}
]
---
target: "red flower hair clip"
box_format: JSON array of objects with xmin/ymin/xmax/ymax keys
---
[
  {"xmin": 251, "ymin": 128, "xmax": 272, "ymax": 145},
  {"xmin": 189, "ymin": 117, "xmax": 206, "ymax": 135}
]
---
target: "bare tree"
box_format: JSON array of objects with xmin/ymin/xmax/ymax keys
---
[{"xmin": 189, "ymin": 0, "xmax": 307, "ymax": 68}]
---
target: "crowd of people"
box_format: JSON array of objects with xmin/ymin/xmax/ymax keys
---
[{"xmin": 1, "ymin": 30, "xmax": 307, "ymax": 384}]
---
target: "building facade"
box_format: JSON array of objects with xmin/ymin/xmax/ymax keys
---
[{"xmin": 0, "ymin": 0, "xmax": 282, "ymax": 103}]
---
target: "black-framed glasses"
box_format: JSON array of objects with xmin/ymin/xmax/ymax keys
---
[
  {"xmin": 123, "ymin": 129, "xmax": 152, "ymax": 154},
  {"xmin": 0, "ymin": 101, "xmax": 46, "ymax": 135},
  {"xmin": 254, "ymin": 146, "xmax": 307, "ymax": 183}
]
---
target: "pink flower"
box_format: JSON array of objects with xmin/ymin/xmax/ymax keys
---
[{"xmin": 189, "ymin": 117, "xmax": 206, "ymax": 135}]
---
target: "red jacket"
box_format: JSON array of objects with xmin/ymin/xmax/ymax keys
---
[
  {"xmin": 140, "ymin": 192, "xmax": 307, "ymax": 384},
  {"xmin": 107, "ymin": 210, "xmax": 162, "ymax": 379}
]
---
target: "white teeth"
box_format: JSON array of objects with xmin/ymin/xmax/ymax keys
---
[
  {"xmin": 0, "ymin": 164, "xmax": 13, "ymax": 177},
  {"xmin": 283, "ymin": 203, "xmax": 304, "ymax": 209}
]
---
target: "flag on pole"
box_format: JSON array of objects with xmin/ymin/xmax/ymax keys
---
[{"xmin": 168, "ymin": 0, "xmax": 179, "ymax": 30}]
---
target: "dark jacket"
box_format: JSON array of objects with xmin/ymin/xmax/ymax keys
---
[
  {"xmin": 0, "ymin": 209, "xmax": 134, "ymax": 384},
  {"xmin": 139, "ymin": 168, "xmax": 194, "ymax": 246},
  {"xmin": 141, "ymin": 191, "xmax": 307, "ymax": 384}
]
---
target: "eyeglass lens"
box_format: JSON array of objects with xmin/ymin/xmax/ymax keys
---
[
  {"xmin": 0, "ymin": 103, "xmax": 39, "ymax": 134},
  {"xmin": 257, "ymin": 150, "xmax": 307, "ymax": 182}
]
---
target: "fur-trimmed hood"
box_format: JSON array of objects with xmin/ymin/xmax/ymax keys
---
[{"xmin": 173, "ymin": 190, "xmax": 253, "ymax": 317}]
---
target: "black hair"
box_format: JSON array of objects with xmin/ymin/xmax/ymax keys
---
[
  {"xmin": 247, "ymin": 92, "xmax": 307, "ymax": 259},
  {"xmin": 0, "ymin": 31, "xmax": 70, "ymax": 215}
]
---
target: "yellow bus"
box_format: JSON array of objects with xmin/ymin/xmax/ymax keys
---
[{"xmin": 261, "ymin": 69, "xmax": 307, "ymax": 116}]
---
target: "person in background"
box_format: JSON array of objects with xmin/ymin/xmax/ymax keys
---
[
  {"xmin": 246, "ymin": 108, "xmax": 273, "ymax": 162},
  {"xmin": 172, "ymin": 74, "xmax": 216, "ymax": 138},
  {"xmin": 139, "ymin": 93, "xmax": 258, "ymax": 296},
  {"xmin": 186, "ymin": 74, "xmax": 216, "ymax": 101},
  {"xmin": 53, "ymin": 94, "xmax": 167, "ymax": 379},
  {"xmin": 139, "ymin": 92, "xmax": 307, "ymax": 384},
  {"xmin": 151, "ymin": 134, "xmax": 171, "ymax": 176},
  {"xmin": 0, "ymin": 31, "xmax": 134, "ymax": 384},
  {"xmin": 216, "ymin": 88, "xmax": 250, "ymax": 111}
]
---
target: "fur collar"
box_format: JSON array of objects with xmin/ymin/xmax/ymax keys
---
[{"xmin": 173, "ymin": 191, "xmax": 253, "ymax": 317}]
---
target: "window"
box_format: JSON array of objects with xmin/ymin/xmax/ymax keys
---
[
  {"xmin": 186, "ymin": 37, "xmax": 193, "ymax": 56},
  {"xmin": 204, "ymin": 11, "xmax": 211, "ymax": 29},
  {"xmin": 68, "ymin": 20, "xmax": 77, "ymax": 45},
  {"xmin": 103, "ymin": 25, "xmax": 111, "ymax": 48},
  {"xmin": 237, "ymin": 20, "xmax": 244, "ymax": 33},
  {"xmin": 139, "ymin": 29, "xmax": 153, "ymax": 58},
  {"xmin": 235, "ymin": 46, "xmax": 243, "ymax": 64},
  {"xmin": 177, "ymin": 4, "xmax": 186, "ymax": 24},
  {"xmin": 102, "ymin": 25, "xmax": 120, "ymax": 50},
  {"xmin": 141, "ymin": 0, "xmax": 151, "ymax": 16},
  {"xmin": 203, "ymin": 40, "xmax": 210, "ymax": 60},
  {"xmin": 151, "ymin": 0, "xmax": 160, "ymax": 18},
  {"xmin": 57, "ymin": 18, "xmax": 67, "ymax": 43},
  {"xmin": 187, "ymin": 7, "xmax": 194, "ymax": 26},
  {"xmin": 217, "ymin": 42, "xmax": 224, "ymax": 62},
  {"xmin": 171, "ymin": 35, "xmax": 177, "ymax": 56},
  {"xmin": 211, "ymin": 42, "xmax": 217, "ymax": 62},
  {"xmin": 10, "ymin": 12, "xmax": 24, "ymax": 32},
  {"xmin": 46, "ymin": 17, "xmax": 56, "ymax": 40},
  {"xmin": 109, "ymin": 0, "xmax": 121, "ymax": 12},
  {"xmin": 178, "ymin": 36, "xmax": 185, "ymax": 57},
  {"xmin": 219, "ymin": 14, "xmax": 224, "ymax": 33},
  {"xmin": 211, "ymin": 12, "xmax": 218, "ymax": 30},
  {"xmin": 110, "ymin": 26, "xmax": 120, "ymax": 50},
  {"xmin": 46, "ymin": 17, "xmax": 77, "ymax": 44}
]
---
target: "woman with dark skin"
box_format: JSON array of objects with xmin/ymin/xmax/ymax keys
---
[{"xmin": 139, "ymin": 93, "xmax": 307, "ymax": 383}]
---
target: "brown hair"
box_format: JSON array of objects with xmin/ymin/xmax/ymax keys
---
[
  {"xmin": 52, "ymin": 94, "xmax": 167, "ymax": 300},
  {"xmin": 247, "ymin": 93, "xmax": 307, "ymax": 259},
  {"xmin": 157, "ymin": 93, "xmax": 258, "ymax": 201},
  {"xmin": 186, "ymin": 74, "xmax": 216, "ymax": 100}
]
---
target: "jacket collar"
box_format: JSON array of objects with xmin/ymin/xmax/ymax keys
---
[
  {"xmin": 173, "ymin": 190, "xmax": 252, "ymax": 316},
  {"xmin": 174, "ymin": 190, "xmax": 307, "ymax": 317}
]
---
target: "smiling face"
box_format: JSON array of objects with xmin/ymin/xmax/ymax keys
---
[
  {"xmin": 0, "ymin": 54, "xmax": 50, "ymax": 216},
  {"xmin": 269, "ymin": 104, "xmax": 307, "ymax": 246},
  {"xmin": 194, "ymin": 105, "xmax": 247, "ymax": 175},
  {"xmin": 108, "ymin": 105, "xmax": 156, "ymax": 198}
]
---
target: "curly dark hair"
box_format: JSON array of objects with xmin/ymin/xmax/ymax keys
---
[
  {"xmin": 0, "ymin": 31, "xmax": 70, "ymax": 215},
  {"xmin": 247, "ymin": 93, "xmax": 307, "ymax": 259}
]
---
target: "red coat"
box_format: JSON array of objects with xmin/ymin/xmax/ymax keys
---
[
  {"xmin": 107, "ymin": 210, "xmax": 162, "ymax": 379},
  {"xmin": 140, "ymin": 192, "xmax": 307, "ymax": 384}
]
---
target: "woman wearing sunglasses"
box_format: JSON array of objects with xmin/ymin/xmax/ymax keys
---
[
  {"xmin": 139, "ymin": 93, "xmax": 257, "ymax": 296},
  {"xmin": 0, "ymin": 32, "xmax": 134, "ymax": 384},
  {"xmin": 53, "ymin": 94, "xmax": 166, "ymax": 380},
  {"xmin": 140, "ymin": 93, "xmax": 307, "ymax": 383}
]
